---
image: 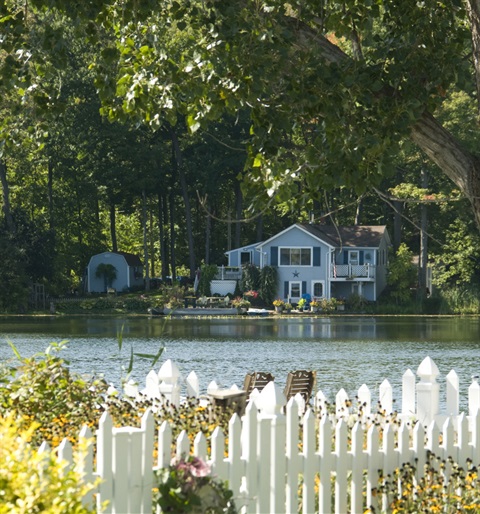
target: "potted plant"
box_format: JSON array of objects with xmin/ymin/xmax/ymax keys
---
[
  {"xmin": 284, "ymin": 302, "xmax": 292, "ymax": 314},
  {"xmin": 309, "ymin": 299, "xmax": 321, "ymax": 313},
  {"xmin": 297, "ymin": 298, "xmax": 307, "ymax": 311},
  {"xmin": 272, "ymin": 298, "xmax": 285, "ymax": 313},
  {"xmin": 232, "ymin": 297, "xmax": 251, "ymax": 313},
  {"xmin": 336, "ymin": 297, "xmax": 346, "ymax": 311}
]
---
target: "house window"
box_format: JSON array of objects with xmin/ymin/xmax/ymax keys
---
[
  {"xmin": 312, "ymin": 281, "xmax": 324, "ymax": 298},
  {"xmin": 349, "ymin": 251, "xmax": 359, "ymax": 266},
  {"xmin": 289, "ymin": 281, "xmax": 302, "ymax": 299},
  {"xmin": 280, "ymin": 248, "xmax": 312, "ymax": 266},
  {"xmin": 240, "ymin": 252, "xmax": 251, "ymax": 264}
]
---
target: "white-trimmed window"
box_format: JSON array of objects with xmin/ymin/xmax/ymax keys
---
[
  {"xmin": 312, "ymin": 281, "xmax": 324, "ymax": 298},
  {"xmin": 349, "ymin": 250, "xmax": 359, "ymax": 266},
  {"xmin": 280, "ymin": 247, "xmax": 312, "ymax": 266},
  {"xmin": 240, "ymin": 251, "xmax": 251, "ymax": 264},
  {"xmin": 289, "ymin": 281, "xmax": 302, "ymax": 299}
]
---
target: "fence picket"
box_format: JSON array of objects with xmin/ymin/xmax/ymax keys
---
[
  {"xmin": 210, "ymin": 426, "xmax": 227, "ymax": 480},
  {"xmin": 228, "ymin": 413, "xmax": 243, "ymax": 504},
  {"xmin": 271, "ymin": 412, "xmax": 286, "ymax": 513},
  {"xmin": 350, "ymin": 421, "xmax": 364, "ymax": 514},
  {"xmin": 97, "ymin": 411, "xmax": 113, "ymax": 513},
  {"xmin": 241, "ymin": 403, "xmax": 258, "ymax": 513},
  {"xmin": 157, "ymin": 420, "xmax": 172, "ymax": 469},
  {"xmin": 78, "ymin": 425, "xmax": 94, "ymax": 508},
  {"xmin": 140, "ymin": 410, "xmax": 155, "ymax": 514},
  {"xmin": 366, "ymin": 424, "xmax": 380, "ymax": 512},
  {"xmin": 318, "ymin": 415, "xmax": 333, "ymax": 514},
  {"xmin": 334, "ymin": 419, "xmax": 348, "ymax": 514},
  {"xmin": 302, "ymin": 409, "xmax": 317, "ymax": 514},
  {"xmin": 176, "ymin": 430, "xmax": 190, "ymax": 459},
  {"xmin": 285, "ymin": 399, "xmax": 300, "ymax": 513}
]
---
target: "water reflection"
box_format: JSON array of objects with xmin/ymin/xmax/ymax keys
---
[{"xmin": 0, "ymin": 315, "xmax": 479, "ymax": 411}]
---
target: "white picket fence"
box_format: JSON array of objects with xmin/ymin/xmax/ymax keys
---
[{"xmin": 48, "ymin": 356, "xmax": 480, "ymax": 513}]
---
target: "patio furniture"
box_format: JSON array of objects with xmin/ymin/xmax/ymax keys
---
[
  {"xmin": 243, "ymin": 371, "xmax": 275, "ymax": 399},
  {"xmin": 284, "ymin": 370, "xmax": 316, "ymax": 403}
]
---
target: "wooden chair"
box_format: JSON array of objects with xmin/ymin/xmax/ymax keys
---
[
  {"xmin": 243, "ymin": 371, "xmax": 275, "ymax": 399},
  {"xmin": 283, "ymin": 370, "xmax": 316, "ymax": 404}
]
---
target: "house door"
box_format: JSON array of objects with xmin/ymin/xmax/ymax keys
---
[
  {"xmin": 352, "ymin": 282, "xmax": 363, "ymax": 296},
  {"xmin": 289, "ymin": 281, "xmax": 302, "ymax": 301},
  {"xmin": 312, "ymin": 281, "xmax": 324, "ymax": 299}
]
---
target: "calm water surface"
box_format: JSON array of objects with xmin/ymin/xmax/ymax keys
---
[{"xmin": 0, "ymin": 315, "xmax": 479, "ymax": 409}]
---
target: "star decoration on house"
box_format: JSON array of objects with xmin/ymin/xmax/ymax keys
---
[{"xmin": 293, "ymin": 270, "xmax": 300, "ymax": 277}]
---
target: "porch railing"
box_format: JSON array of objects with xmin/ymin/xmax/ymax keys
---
[
  {"xmin": 331, "ymin": 263, "xmax": 375, "ymax": 279},
  {"xmin": 214, "ymin": 265, "xmax": 242, "ymax": 280}
]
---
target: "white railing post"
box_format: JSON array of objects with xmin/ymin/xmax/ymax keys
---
[
  {"xmin": 445, "ymin": 369, "xmax": 459, "ymax": 416},
  {"xmin": 416, "ymin": 356, "xmax": 440, "ymax": 426},
  {"xmin": 158, "ymin": 359, "xmax": 182, "ymax": 406},
  {"xmin": 402, "ymin": 368, "xmax": 416, "ymax": 418},
  {"xmin": 468, "ymin": 375, "xmax": 480, "ymax": 416}
]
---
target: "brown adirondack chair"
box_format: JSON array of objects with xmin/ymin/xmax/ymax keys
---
[
  {"xmin": 243, "ymin": 371, "xmax": 275, "ymax": 399},
  {"xmin": 283, "ymin": 370, "xmax": 316, "ymax": 404}
]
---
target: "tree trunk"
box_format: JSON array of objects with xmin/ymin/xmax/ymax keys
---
[
  {"xmin": 291, "ymin": 18, "xmax": 480, "ymax": 231},
  {"xmin": 171, "ymin": 128, "xmax": 196, "ymax": 278},
  {"xmin": 0, "ymin": 159, "xmax": 15, "ymax": 232},
  {"xmin": 109, "ymin": 203, "xmax": 118, "ymax": 252},
  {"xmin": 205, "ymin": 211, "xmax": 211, "ymax": 264},
  {"xmin": 410, "ymin": 111, "xmax": 480, "ymax": 229},
  {"xmin": 234, "ymin": 180, "xmax": 242, "ymax": 249},
  {"xmin": 142, "ymin": 190, "xmax": 150, "ymax": 291},
  {"xmin": 419, "ymin": 169, "xmax": 428, "ymax": 295},
  {"xmin": 169, "ymin": 186, "xmax": 176, "ymax": 281},
  {"xmin": 158, "ymin": 192, "xmax": 169, "ymax": 281},
  {"xmin": 47, "ymin": 158, "xmax": 54, "ymax": 231}
]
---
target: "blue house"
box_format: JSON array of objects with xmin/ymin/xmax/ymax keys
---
[{"xmin": 226, "ymin": 223, "xmax": 391, "ymax": 302}]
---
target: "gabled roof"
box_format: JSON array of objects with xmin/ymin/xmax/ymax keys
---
[
  {"xmin": 257, "ymin": 223, "xmax": 388, "ymax": 249},
  {"xmin": 224, "ymin": 242, "xmax": 262, "ymax": 256},
  {"xmin": 298, "ymin": 223, "xmax": 388, "ymax": 248},
  {"xmin": 115, "ymin": 251, "xmax": 143, "ymax": 267}
]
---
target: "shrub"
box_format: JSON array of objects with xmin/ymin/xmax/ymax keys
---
[
  {"xmin": 154, "ymin": 456, "xmax": 237, "ymax": 514},
  {"xmin": 0, "ymin": 414, "xmax": 98, "ymax": 514}
]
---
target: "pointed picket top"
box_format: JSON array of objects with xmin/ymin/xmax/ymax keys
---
[
  {"xmin": 145, "ymin": 369, "xmax": 159, "ymax": 389},
  {"xmin": 257, "ymin": 380, "xmax": 286, "ymax": 416},
  {"xmin": 124, "ymin": 379, "xmax": 139, "ymax": 398},
  {"xmin": 186, "ymin": 371, "xmax": 200, "ymax": 397},
  {"xmin": 315, "ymin": 389, "xmax": 328, "ymax": 413},
  {"xmin": 158, "ymin": 359, "xmax": 181, "ymax": 384},
  {"xmin": 358, "ymin": 383, "xmax": 371, "ymax": 414},
  {"xmin": 230, "ymin": 384, "xmax": 240, "ymax": 391},
  {"xmin": 417, "ymin": 356, "xmax": 439, "ymax": 381},
  {"xmin": 38, "ymin": 440, "xmax": 50, "ymax": 454},
  {"xmin": 379, "ymin": 379, "xmax": 393, "ymax": 413},
  {"xmin": 57, "ymin": 438, "xmax": 73, "ymax": 464},
  {"xmin": 207, "ymin": 380, "xmax": 219, "ymax": 394},
  {"xmin": 336, "ymin": 387, "xmax": 349, "ymax": 417}
]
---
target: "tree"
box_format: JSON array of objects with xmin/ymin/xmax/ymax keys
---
[
  {"xmin": 386, "ymin": 243, "xmax": 417, "ymax": 305},
  {"xmin": 95, "ymin": 263, "xmax": 117, "ymax": 292}
]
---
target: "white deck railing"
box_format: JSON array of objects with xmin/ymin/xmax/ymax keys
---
[
  {"xmin": 43, "ymin": 357, "xmax": 480, "ymax": 513},
  {"xmin": 332, "ymin": 263, "xmax": 375, "ymax": 278}
]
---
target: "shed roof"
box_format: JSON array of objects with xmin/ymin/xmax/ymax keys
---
[{"xmin": 114, "ymin": 251, "xmax": 143, "ymax": 266}]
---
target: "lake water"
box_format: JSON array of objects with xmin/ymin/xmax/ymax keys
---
[{"xmin": 0, "ymin": 315, "xmax": 479, "ymax": 410}]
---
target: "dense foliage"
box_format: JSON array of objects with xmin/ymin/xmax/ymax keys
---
[
  {"xmin": 1, "ymin": 0, "xmax": 480, "ymax": 311},
  {"xmin": 0, "ymin": 415, "xmax": 97, "ymax": 513}
]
